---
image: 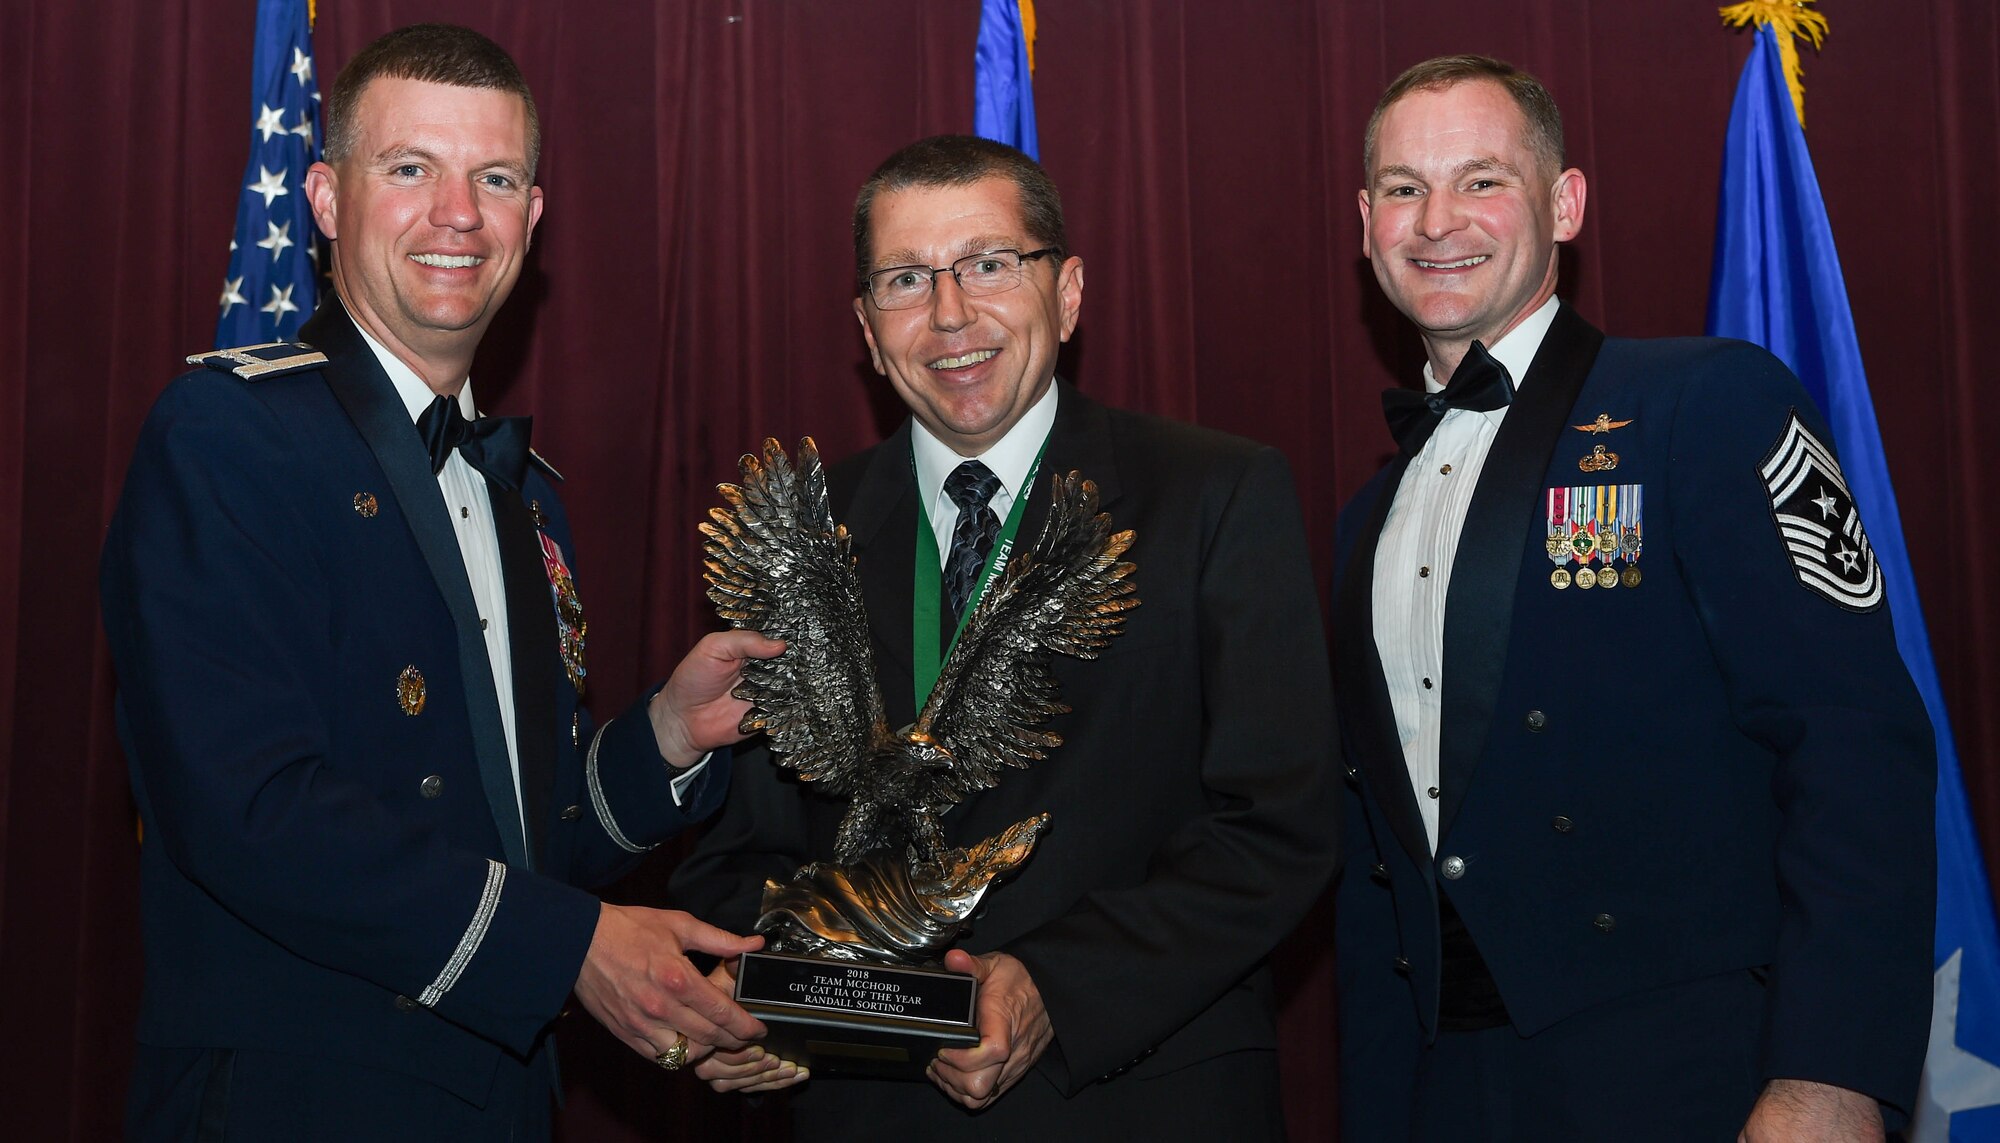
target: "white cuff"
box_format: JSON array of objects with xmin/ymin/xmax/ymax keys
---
[{"xmin": 669, "ymin": 753, "xmax": 712, "ymax": 806}]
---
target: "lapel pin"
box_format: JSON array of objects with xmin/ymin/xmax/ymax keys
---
[
  {"xmin": 1579, "ymin": 443, "xmax": 1620, "ymax": 473},
  {"xmin": 1573, "ymin": 413, "xmax": 1633, "ymax": 434},
  {"xmin": 397, "ymin": 666, "xmax": 427, "ymax": 716},
  {"xmin": 353, "ymin": 492, "xmax": 378, "ymax": 518}
]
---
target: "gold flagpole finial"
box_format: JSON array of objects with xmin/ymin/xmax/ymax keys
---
[{"xmin": 1719, "ymin": 0, "xmax": 1829, "ymax": 128}]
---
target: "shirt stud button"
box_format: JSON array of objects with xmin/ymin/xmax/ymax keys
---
[
  {"xmin": 1427, "ymin": 786, "xmax": 1440, "ymax": 800},
  {"xmin": 1440, "ymin": 463, "xmax": 1453, "ymax": 475},
  {"xmin": 1419, "ymin": 566, "xmax": 1431, "ymax": 578}
]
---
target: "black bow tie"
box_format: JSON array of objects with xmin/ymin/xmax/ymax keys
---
[
  {"xmin": 1381, "ymin": 340, "xmax": 1515, "ymax": 456},
  {"xmin": 417, "ymin": 394, "xmax": 532, "ymax": 492}
]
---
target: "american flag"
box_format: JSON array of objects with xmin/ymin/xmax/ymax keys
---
[{"xmin": 215, "ymin": 0, "xmax": 322, "ymax": 348}]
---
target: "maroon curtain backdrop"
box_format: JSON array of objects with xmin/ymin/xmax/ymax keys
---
[{"xmin": 3, "ymin": 2, "xmax": 1995, "ymax": 1139}]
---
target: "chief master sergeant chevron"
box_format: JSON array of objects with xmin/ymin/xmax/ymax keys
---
[
  {"xmin": 100, "ymin": 24, "xmax": 781, "ymax": 1141},
  {"xmin": 1331, "ymin": 53, "xmax": 1935, "ymax": 1141}
]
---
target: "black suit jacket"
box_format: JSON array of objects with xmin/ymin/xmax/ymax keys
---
[
  {"xmin": 675, "ymin": 381, "xmax": 1339, "ymax": 1138},
  {"xmin": 1330, "ymin": 305, "xmax": 1935, "ymax": 1136},
  {"xmin": 101, "ymin": 299, "xmax": 728, "ymax": 1130}
]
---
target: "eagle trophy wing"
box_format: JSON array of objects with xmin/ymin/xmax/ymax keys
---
[
  {"xmin": 701, "ymin": 437, "xmax": 889, "ymax": 797},
  {"xmin": 911, "ymin": 470, "xmax": 1139, "ymax": 802}
]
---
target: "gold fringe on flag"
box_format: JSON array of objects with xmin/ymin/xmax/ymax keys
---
[
  {"xmin": 1019, "ymin": 0, "xmax": 1037, "ymax": 73},
  {"xmin": 1719, "ymin": 0, "xmax": 1828, "ymax": 128}
]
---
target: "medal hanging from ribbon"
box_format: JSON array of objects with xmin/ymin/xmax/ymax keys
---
[
  {"xmin": 538, "ymin": 531, "xmax": 587, "ymax": 693},
  {"xmin": 910, "ymin": 442, "xmax": 1048, "ymax": 713},
  {"xmin": 1594, "ymin": 485, "xmax": 1620, "ymax": 589},
  {"xmin": 1547, "ymin": 485, "xmax": 1574, "ymax": 589},
  {"xmin": 1618, "ymin": 483, "xmax": 1643, "ymax": 587},
  {"xmin": 1569, "ymin": 488, "xmax": 1596, "ymax": 588}
]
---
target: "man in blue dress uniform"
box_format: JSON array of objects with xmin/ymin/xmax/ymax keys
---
[
  {"xmin": 1332, "ymin": 54, "xmax": 1936, "ymax": 1141},
  {"xmin": 102, "ymin": 24, "xmax": 780, "ymax": 1140}
]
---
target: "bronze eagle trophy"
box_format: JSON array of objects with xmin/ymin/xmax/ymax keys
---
[{"xmin": 701, "ymin": 437, "xmax": 1138, "ymax": 967}]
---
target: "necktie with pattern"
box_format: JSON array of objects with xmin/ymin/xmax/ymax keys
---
[{"xmin": 943, "ymin": 459, "xmax": 1004, "ymax": 618}]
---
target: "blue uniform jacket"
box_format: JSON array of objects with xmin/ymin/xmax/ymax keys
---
[
  {"xmin": 100, "ymin": 299, "xmax": 727, "ymax": 1108},
  {"xmin": 1332, "ymin": 304, "xmax": 1934, "ymax": 1129}
]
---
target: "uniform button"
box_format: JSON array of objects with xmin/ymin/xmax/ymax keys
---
[
  {"xmin": 1440, "ymin": 464, "xmax": 1453, "ymax": 475},
  {"xmin": 420, "ymin": 774, "xmax": 444, "ymax": 798},
  {"xmin": 1553, "ymin": 815, "xmax": 1573, "ymax": 833},
  {"xmin": 1344, "ymin": 766, "xmax": 1360, "ymax": 786},
  {"xmin": 1593, "ymin": 913, "xmax": 1617, "ymax": 933},
  {"xmin": 1440, "ymin": 855, "xmax": 1466, "ymax": 880},
  {"xmin": 1426, "ymin": 786, "xmax": 1440, "ymax": 800},
  {"xmin": 572, "ymin": 712, "xmax": 581, "ymax": 747},
  {"xmin": 560, "ymin": 804, "xmax": 582, "ymax": 822},
  {"xmin": 394, "ymin": 994, "xmax": 419, "ymax": 1011},
  {"xmin": 1418, "ymin": 565, "xmax": 1431, "ymax": 578},
  {"xmin": 1525, "ymin": 710, "xmax": 1547, "ymax": 732},
  {"xmin": 1393, "ymin": 955, "xmax": 1412, "ymax": 974},
  {"xmin": 1370, "ymin": 863, "xmax": 1389, "ymax": 884}
]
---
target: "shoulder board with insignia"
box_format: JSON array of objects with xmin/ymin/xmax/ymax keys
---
[
  {"xmin": 186, "ymin": 341, "xmax": 328, "ymax": 381},
  {"xmin": 529, "ymin": 448, "xmax": 565, "ymax": 482}
]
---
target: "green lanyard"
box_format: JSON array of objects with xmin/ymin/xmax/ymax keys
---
[{"xmin": 911, "ymin": 441, "xmax": 1047, "ymax": 713}]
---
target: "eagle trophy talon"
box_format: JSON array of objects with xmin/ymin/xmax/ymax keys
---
[{"xmin": 704, "ymin": 438, "xmax": 1137, "ymax": 964}]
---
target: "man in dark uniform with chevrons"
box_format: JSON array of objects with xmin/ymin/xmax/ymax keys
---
[
  {"xmin": 102, "ymin": 24, "xmax": 778, "ymax": 1140},
  {"xmin": 1332, "ymin": 53, "xmax": 1934, "ymax": 1141}
]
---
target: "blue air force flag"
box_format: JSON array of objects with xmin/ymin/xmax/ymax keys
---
[{"xmin": 973, "ymin": 0, "xmax": 1038, "ymax": 160}]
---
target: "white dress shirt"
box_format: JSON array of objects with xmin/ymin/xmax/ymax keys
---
[
  {"xmin": 1372, "ymin": 296, "xmax": 1560, "ymax": 852},
  {"xmin": 357, "ymin": 331, "xmax": 701, "ymax": 849},
  {"xmin": 911, "ymin": 380, "xmax": 1060, "ymax": 567}
]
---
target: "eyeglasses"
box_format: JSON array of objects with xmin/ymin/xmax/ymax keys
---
[{"xmin": 863, "ymin": 247, "xmax": 1063, "ymax": 311}]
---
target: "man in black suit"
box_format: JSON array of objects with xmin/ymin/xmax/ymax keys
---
[
  {"xmin": 102, "ymin": 25, "xmax": 778, "ymax": 1141},
  {"xmin": 671, "ymin": 135, "xmax": 1339, "ymax": 1139},
  {"xmin": 1332, "ymin": 54, "xmax": 1934, "ymax": 1141}
]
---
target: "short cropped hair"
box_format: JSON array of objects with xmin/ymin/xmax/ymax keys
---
[
  {"xmin": 1364, "ymin": 54, "xmax": 1564, "ymax": 183},
  {"xmin": 853, "ymin": 135, "xmax": 1067, "ymax": 289},
  {"xmin": 323, "ymin": 24, "xmax": 541, "ymax": 177}
]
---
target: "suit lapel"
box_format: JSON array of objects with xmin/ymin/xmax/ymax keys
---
[
  {"xmin": 304, "ymin": 299, "xmax": 532, "ymax": 869},
  {"xmin": 491, "ymin": 484, "xmax": 558, "ymax": 870},
  {"xmin": 1335, "ymin": 456, "xmax": 1433, "ymax": 872},
  {"xmin": 1436, "ymin": 304, "xmax": 1604, "ymax": 839},
  {"xmin": 844, "ymin": 420, "xmax": 922, "ymax": 727},
  {"xmin": 1035, "ymin": 380, "xmax": 1124, "ymax": 536}
]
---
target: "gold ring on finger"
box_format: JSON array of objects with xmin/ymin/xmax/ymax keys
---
[{"xmin": 654, "ymin": 1029, "xmax": 690, "ymax": 1071}]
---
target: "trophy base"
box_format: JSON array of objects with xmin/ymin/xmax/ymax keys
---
[{"xmin": 734, "ymin": 951, "xmax": 979, "ymax": 1079}]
